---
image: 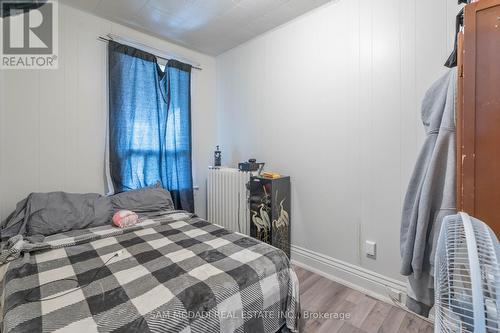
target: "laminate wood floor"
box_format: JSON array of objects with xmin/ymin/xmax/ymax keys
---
[{"xmin": 294, "ymin": 265, "xmax": 433, "ymax": 333}]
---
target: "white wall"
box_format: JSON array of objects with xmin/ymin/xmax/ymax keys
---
[
  {"xmin": 0, "ymin": 3, "xmax": 217, "ymax": 221},
  {"xmin": 216, "ymin": 0, "xmax": 460, "ymax": 283}
]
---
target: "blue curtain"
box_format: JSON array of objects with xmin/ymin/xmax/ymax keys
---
[{"xmin": 108, "ymin": 41, "xmax": 194, "ymax": 212}]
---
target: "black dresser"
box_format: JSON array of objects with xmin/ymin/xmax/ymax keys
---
[{"xmin": 249, "ymin": 176, "xmax": 291, "ymax": 257}]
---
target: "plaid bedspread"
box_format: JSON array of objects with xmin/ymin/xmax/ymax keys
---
[{"xmin": 0, "ymin": 211, "xmax": 299, "ymax": 333}]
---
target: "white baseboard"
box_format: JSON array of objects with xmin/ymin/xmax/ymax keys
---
[{"xmin": 290, "ymin": 244, "xmax": 407, "ymax": 305}]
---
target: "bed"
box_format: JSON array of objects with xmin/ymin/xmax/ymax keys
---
[{"xmin": 0, "ymin": 210, "xmax": 299, "ymax": 332}]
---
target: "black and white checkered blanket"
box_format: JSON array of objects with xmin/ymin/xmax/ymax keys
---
[{"xmin": 0, "ymin": 211, "xmax": 299, "ymax": 333}]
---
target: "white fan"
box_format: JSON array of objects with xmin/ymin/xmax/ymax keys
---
[{"xmin": 435, "ymin": 212, "xmax": 500, "ymax": 333}]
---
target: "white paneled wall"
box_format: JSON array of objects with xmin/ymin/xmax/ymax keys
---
[
  {"xmin": 216, "ymin": 0, "xmax": 460, "ymax": 282},
  {"xmin": 0, "ymin": 4, "xmax": 217, "ymax": 221}
]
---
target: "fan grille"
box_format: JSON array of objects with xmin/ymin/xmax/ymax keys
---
[{"xmin": 435, "ymin": 213, "xmax": 500, "ymax": 333}]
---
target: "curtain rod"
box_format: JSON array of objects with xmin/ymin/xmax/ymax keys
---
[{"xmin": 97, "ymin": 34, "xmax": 202, "ymax": 71}]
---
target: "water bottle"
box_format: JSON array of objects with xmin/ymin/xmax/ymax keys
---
[{"xmin": 214, "ymin": 146, "xmax": 222, "ymax": 167}]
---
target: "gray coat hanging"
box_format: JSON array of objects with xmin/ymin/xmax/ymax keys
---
[{"xmin": 400, "ymin": 68, "xmax": 457, "ymax": 316}]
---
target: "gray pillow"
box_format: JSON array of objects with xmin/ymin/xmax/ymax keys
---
[
  {"xmin": 110, "ymin": 187, "xmax": 174, "ymax": 213},
  {"xmin": 26, "ymin": 192, "xmax": 114, "ymax": 236}
]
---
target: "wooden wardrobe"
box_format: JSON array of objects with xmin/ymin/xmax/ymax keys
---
[{"xmin": 457, "ymin": 0, "xmax": 500, "ymax": 236}]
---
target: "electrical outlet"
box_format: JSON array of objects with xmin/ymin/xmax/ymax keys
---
[{"xmin": 365, "ymin": 240, "xmax": 376, "ymax": 259}]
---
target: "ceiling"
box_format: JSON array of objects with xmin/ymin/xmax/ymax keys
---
[{"xmin": 60, "ymin": 0, "xmax": 332, "ymax": 55}]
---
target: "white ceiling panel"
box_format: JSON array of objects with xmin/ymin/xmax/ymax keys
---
[
  {"xmin": 60, "ymin": 0, "xmax": 333, "ymax": 55},
  {"xmin": 285, "ymin": 0, "xmax": 333, "ymax": 17},
  {"xmin": 238, "ymin": 0, "xmax": 289, "ymax": 21},
  {"xmin": 134, "ymin": 5, "xmax": 187, "ymax": 39},
  {"xmin": 147, "ymin": 0, "xmax": 196, "ymax": 12},
  {"xmin": 59, "ymin": 0, "xmax": 100, "ymax": 12},
  {"xmin": 246, "ymin": 3, "xmax": 295, "ymax": 36},
  {"xmin": 95, "ymin": 0, "xmax": 149, "ymax": 22}
]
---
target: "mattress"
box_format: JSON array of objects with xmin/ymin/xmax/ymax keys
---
[{"xmin": 0, "ymin": 211, "xmax": 299, "ymax": 333}]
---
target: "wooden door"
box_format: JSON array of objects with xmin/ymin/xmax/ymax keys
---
[{"xmin": 458, "ymin": 0, "xmax": 500, "ymax": 235}]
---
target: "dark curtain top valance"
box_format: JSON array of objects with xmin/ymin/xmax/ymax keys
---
[
  {"xmin": 167, "ymin": 59, "xmax": 192, "ymax": 73},
  {"xmin": 108, "ymin": 40, "xmax": 157, "ymax": 64},
  {"xmin": 108, "ymin": 41, "xmax": 193, "ymax": 73}
]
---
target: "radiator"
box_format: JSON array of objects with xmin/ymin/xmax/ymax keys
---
[{"xmin": 207, "ymin": 167, "xmax": 251, "ymax": 235}]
